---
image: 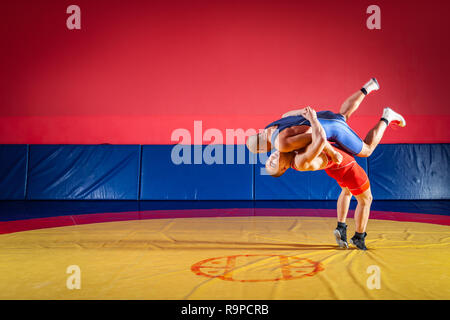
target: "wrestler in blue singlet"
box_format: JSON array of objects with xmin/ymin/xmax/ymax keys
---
[{"xmin": 265, "ymin": 111, "xmax": 363, "ymax": 155}]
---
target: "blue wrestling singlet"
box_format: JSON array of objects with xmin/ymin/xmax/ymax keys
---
[{"xmin": 265, "ymin": 110, "xmax": 364, "ymax": 155}]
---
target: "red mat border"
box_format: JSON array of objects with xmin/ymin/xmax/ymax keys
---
[{"xmin": 0, "ymin": 208, "xmax": 449, "ymax": 234}]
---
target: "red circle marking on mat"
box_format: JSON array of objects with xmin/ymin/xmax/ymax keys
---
[{"xmin": 191, "ymin": 254, "xmax": 324, "ymax": 282}]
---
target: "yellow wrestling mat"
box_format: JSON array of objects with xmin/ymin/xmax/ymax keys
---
[{"xmin": 0, "ymin": 216, "xmax": 449, "ymax": 299}]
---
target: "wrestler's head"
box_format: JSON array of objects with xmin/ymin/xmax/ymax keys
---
[
  {"xmin": 265, "ymin": 150, "xmax": 293, "ymax": 177},
  {"xmin": 246, "ymin": 131, "xmax": 271, "ymax": 153}
]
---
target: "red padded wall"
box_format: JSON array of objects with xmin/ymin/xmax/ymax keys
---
[{"xmin": 1, "ymin": 0, "xmax": 449, "ymax": 144}]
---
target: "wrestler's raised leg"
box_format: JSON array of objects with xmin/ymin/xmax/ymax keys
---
[
  {"xmin": 339, "ymin": 91, "xmax": 366, "ymax": 121},
  {"xmin": 357, "ymin": 107, "xmax": 406, "ymax": 157},
  {"xmin": 358, "ymin": 121, "xmax": 388, "ymax": 157},
  {"xmin": 339, "ymin": 78, "xmax": 379, "ymax": 121}
]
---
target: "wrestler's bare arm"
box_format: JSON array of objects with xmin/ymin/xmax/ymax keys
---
[
  {"xmin": 291, "ymin": 107, "xmax": 328, "ymax": 170},
  {"xmin": 281, "ymin": 107, "xmax": 308, "ymax": 118}
]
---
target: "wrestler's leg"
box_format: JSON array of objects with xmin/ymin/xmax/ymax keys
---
[
  {"xmin": 358, "ymin": 121, "xmax": 388, "ymax": 157},
  {"xmin": 334, "ymin": 187, "xmax": 352, "ymax": 248},
  {"xmin": 348, "ymin": 188, "xmax": 373, "ymax": 250},
  {"xmin": 337, "ymin": 187, "xmax": 352, "ymax": 223},
  {"xmin": 339, "ymin": 78, "xmax": 379, "ymax": 121},
  {"xmin": 358, "ymin": 107, "xmax": 407, "ymax": 157},
  {"xmin": 339, "ymin": 91, "xmax": 366, "ymax": 121},
  {"xmin": 353, "ymin": 187, "xmax": 373, "ymax": 233}
]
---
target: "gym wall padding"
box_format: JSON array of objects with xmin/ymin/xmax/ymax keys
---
[
  {"xmin": 26, "ymin": 145, "xmax": 141, "ymax": 200},
  {"xmin": 0, "ymin": 145, "xmax": 28, "ymax": 200},
  {"xmin": 0, "ymin": 144, "xmax": 448, "ymax": 201},
  {"xmin": 0, "ymin": 200, "xmax": 140, "ymax": 222},
  {"xmin": 140, "ymin": 145, "xmax": 254, "ymax": 200},
  {"xmin": 367, "ymin": 144, "xmax": 450, "ymax": 200},
  {"xmin": 255, "ymin": 156, "xmax": 368, "ymax": 200}
]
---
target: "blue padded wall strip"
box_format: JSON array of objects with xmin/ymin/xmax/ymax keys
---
[
  {"xmin": 253, "ymin": 155, "xmax": 256, "ymax": 200},
  {"xmin": 368, "ymin": 144, "xmax": 450, "ymax": 200},
  {"xmin": 27, "ymin": 145, "xmax": 141, "ymax": 200},
  {"xmin": 0, "ymin": 145, "xmax": 28, "ymax": 200},
  {"xmin": 24, "ymin": 144, "xmax": 29, "ymax": 200},
  {"xmin": 137, "ymin": 145, "xmax": 143, "ymax": 200},
  {"xmin": 140, "ymin": 144, "xmax": 254, "ymax": 200},
  {"xmin": 0, "ymin": 143, "xmax": 448, "ymax": 201}
]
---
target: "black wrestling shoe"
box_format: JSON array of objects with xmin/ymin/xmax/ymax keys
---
[
  {"xmin": 350, "ymin": 232, "xmax": 368, "ymax": 251},
  {"xmin": 333, "ymin": 225, "xmax": 348, "ymax": 249}
]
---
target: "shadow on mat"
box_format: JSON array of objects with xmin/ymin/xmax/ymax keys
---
[
  {"xmin": 143, "ymin": 239, "xmax": 338, "ymax": 250},
  {"xmin": 21, "ymin": 239, "xmax": 339, "ymax": 250}
]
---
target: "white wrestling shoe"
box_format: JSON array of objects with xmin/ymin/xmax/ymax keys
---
[
  {"xmin": 362, "ymin": 78, "xmax": 380, "ymax": 95},
  {"xmin": 382, "ymin": 107, "xmax": 406, "ymax": 127}
]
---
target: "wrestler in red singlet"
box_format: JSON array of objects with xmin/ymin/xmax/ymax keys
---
[
  {"xmin": 323, "ymin": 146, "xmax": 370, "ymax": 195},
  {"xmin": 292, "ymin": 145, "xmax": 370, "ymax": 196}
]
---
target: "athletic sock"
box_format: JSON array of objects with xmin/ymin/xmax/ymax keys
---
[
  {"xmin": 361, "ymin": 78, "xmax": 379, "ymax": 95},
  {"xmin": 354, "ymin": 232, "xmax": 366, "ymax": 239},
  {"xmin": 380, "ymin": 118, "xmax": 389, "ymax": 126},
  {"xmin": 337, "ymin": 222, "xmax": 347, "ymax": 229}
]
